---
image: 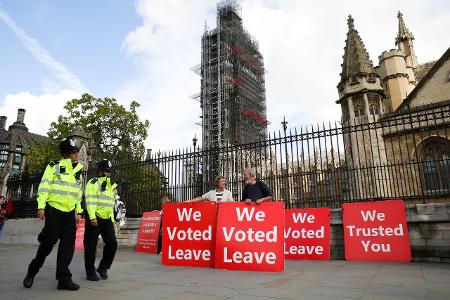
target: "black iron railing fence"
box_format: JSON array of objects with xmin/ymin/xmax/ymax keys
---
[{"xmin": 7, "ymin": 105, "xmax": 450, "ymax": 217}]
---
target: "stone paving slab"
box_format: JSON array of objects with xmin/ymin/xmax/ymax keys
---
[{"xmin": 1, "ymin": 245, "xmax": 450, "ymax": 300}]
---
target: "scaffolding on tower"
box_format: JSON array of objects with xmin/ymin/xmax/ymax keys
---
[{"xmin": 195, "ymin": 0, "xmax": 269, "ymax": 186}]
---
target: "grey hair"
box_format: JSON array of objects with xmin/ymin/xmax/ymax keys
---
[{"xmin": 243, "ymin": 167, "xmax": 256, "ymax": 178}]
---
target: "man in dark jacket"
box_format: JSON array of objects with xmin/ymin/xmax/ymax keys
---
[{"xmin": 241, "ymin": 168, "xmax": 273, "ymax": 205}]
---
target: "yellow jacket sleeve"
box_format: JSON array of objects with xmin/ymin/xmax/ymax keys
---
[
  {"xmin": 85, "ymin": 181, "xmax": 98, "ymax": 220},
  {"xmin": 36, "ymin": 164, "xmax": 55, "ymax": 209},
  {"xmin": 112, "ymin": 183, "xmax": 118, "ymax": 222},
  {"xmin": 76, "ymin": 173, "xmax": 83, "ymax": 214}
]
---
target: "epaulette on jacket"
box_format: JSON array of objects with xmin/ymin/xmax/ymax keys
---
[
  {"xmin": 89, "ymin": 178, "xmax": 98, "ymax": 184},
  {"xmin": 49, "ymin": 160, "xmax": 60, "ymax": 167}
]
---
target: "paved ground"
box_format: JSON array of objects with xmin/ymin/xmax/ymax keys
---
[{"xmin": 1, "ymin": 245, "xmax": 450, "ymax": 300}]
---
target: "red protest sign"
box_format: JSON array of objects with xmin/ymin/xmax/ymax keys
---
[
  {"xmin": 75, "ymin": 219, "xmax": 85, "ymax": 251},
  {"xmin": 284, "ymin": 208, "xmax": 330, "ymax": 260},
  {"xmin": 162, "ymin": 202, "xmax": 218, "ymax": 268},
  {"xmin": 215, "ymin": 202, "xmax": 285, "ymax": 272},
  {"xmin": 343, "ymin": 200, "xmax": 411, "ymax": 262},
  {"xmin": 136, "ymin": 211, "xmax": 162, "ymax": 254}
]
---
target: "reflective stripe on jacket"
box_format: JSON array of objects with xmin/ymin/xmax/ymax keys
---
[
  {"xmin": 37, "ymin": 158, "xmax": 84, "ymax": 213},
  {"xmin": 85, "ymin": 177, "xmax": 117, "ymax": 221}
]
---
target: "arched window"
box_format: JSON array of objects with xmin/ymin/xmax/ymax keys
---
[
  {"xmin": 368, "ymin": 96, "xmax": 380, "ymax": 115},
  {"xmin": 353, "ymin": 96, "xmax": 365, "ymax": 117},
  {"xmin": 420, "ymin": 137, "xmax": 450, "ymax": 191},
  {"xmin": 0, "ymin": 143, "xmax": 9, "ymax": 168}
]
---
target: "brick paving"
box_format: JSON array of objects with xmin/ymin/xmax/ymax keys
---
[{"xmin": 1, "ymin": 245, "xmax": 449, "ymax": 300}]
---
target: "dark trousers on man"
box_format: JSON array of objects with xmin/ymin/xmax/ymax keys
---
[
  {"xmin": 83, "ymin": 217, "xmax": 117, "ymax": 276},
  {"xmin": 27, "ymin": 205, "xmax": 76, "ymax": 282},
  {"xmin": 157, "ymin": 219, "xmax": 163, "ymax": 254}
]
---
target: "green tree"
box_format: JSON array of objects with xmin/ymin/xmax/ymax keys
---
[
  {"xmin": 24, "ymin": 94, "xmax": 167, "ymax": 215},
  {"xmin": 26, "ymin": 139, "xmax": 60, "ymax": 174},
  {"xmin": 49, "ymin": 93, "xmax": 150, "ymax": 164},
  {"xmin": 27, "ymin": 93, "xmax": 150, "ymax": 171}
]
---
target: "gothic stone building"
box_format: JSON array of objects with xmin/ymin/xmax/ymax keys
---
[
  {"xmin": 337, "ymin": 13, "xmax": 450, "ymax": 202},
  {"xmin": 0, "ymin": 109, "xmax": 90, "ymax": 197},
  {"xmin": 0, "ymin": 109, "xmax": 49, "ymax": 196}
]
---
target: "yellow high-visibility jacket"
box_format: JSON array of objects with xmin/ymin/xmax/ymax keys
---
[
  {"xmin": 85, "ymin": 177, "xmax": 117, "ymax": 221},
  {"xmin": 37, "ymin": 158, "xmax": 84, "ymax": 214}
]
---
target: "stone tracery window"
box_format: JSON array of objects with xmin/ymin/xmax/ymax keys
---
[
  {"xmin": 353, "ymin": 96, "xmax": 365, "ymax": 117},
  {"xmin": 420, "ymin": 137, "xmax": 450, "ymax": 191},
  {"xmin": 368, "ymin": 95, "xmax": 380, "ymax": 115},
  {"xmin": 0, "ymin": 143, "xmax": 9, "ymax": 168}
]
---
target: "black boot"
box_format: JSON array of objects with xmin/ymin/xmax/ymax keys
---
[
  {"xmin": 86, "ymin": 273, "xmax": 100, "ymax": 281},
  {"xmin": 96, "ymin": 268, "xmax": 108, "ymax": 279},
  {"xmin": 57, "ymin": 279, "xmax": 80, "ymax": 291},
  {"xmin": 23, "ymin": 273, "xmax": 35, "ymax": 288}
]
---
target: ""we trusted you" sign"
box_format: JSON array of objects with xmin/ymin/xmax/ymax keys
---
[{"xmin": 342, "ymin": 200, "xmax": 411, "ymax": 262}]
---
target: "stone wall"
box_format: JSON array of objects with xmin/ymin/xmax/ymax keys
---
[
  {"xmin": 382, "ymin": 126, "xmax": 450, "ymax": 202},
  {"xmin": 409, "ymin": 57, "xmax": 450, "ymax": 108},
  {"xmin": 330, "ymin": 208, "xmax": 345, "ymax": 259},
  {"xmin": 0, "ymin": 218, "xmax": 142, "ymax": 249},
  {"xmin": 1, "ymin": 203, "xmax": 449, "ymax": 262},
  {"xmin": 0, "ymin": 218, "xmax": 44, "ymax": 245},
  {"xmin": 117, "ymin": 218, "xmax": 141, "ymax": 249},
  {"xmin": 405, "ymin": 203, "xmax": 450, "ymax": 262}
]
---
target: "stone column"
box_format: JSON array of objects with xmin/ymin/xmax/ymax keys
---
[
  {"xmin": 68, "ymin": 126, "xmax": 90, "ymax": 171},
  {"xmin": 363, "ymin": 93, "xmax": 370, "ymax": 116}
]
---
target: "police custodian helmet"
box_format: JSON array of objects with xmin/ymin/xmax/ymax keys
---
[
  {"xmin": 96, "ymin": 159, "xmax": 112, "ymax": 173},
  {"xmin": 59, "ymin": 138, "xmax": 79, "ymax": 155}
]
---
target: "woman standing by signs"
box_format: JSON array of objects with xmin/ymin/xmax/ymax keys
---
[{"xmin": 187, "ymin": 176, "xmax": 234, "ymax": 203}]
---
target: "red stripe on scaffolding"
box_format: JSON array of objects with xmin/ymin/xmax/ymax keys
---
[
  {"xmin": 228, "ymin": 44, "xmax": 265, "ymax": 74},
  {"xmin": 240, "ymin": 108, "xmax": 269, "ymax": 126}
]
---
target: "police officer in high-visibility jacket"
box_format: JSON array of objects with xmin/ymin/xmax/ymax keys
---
[
  {"xmin": 23, "ymin": 138, "xmax": 83, "ymax": 291},
  {"xmin": 84, "ymin": 159, "xmax": 118, "ymax": 281}
]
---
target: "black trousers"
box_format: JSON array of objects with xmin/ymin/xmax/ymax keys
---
[
  {"xmin": 157, "ymin": 219, "xmax": 163, "ymax": 254},
  {"xmin": 27, "ymin": 205, "xmax": 76, "ymax": 282},
  {"xmin": 83, "ymin": 217, "xmax": 117, "ymax": 276}
]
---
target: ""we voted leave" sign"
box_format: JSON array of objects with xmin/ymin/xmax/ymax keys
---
[
  {"xmin": 343, "ymin": 200, "xmax": 411, "ymax": 262},
  {"xmin": 215, "ymin": 202, "xmax": 285, "ymax": 272},
  {"xmin": 284, "ymin": 208, "xmax": 330, "ymax": 260},
  {"xmin": 162, "ymin": 202, "xmax": 218, "ymax": 268}
]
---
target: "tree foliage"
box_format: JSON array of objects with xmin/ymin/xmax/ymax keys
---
[
  {"xmin": 27, "ymin": 93, "xmax": 150, "ymax": 172},
  {"xmin": 26, "ymin": 139, "xmax": 60, "ymax": 174},
  {"xmin": 22, "ymin": 94, "xmax": 169, "ymax": 214},
  {"xmin": 49, "ymin": 93, "xmax": 150, "ymax": 164}
]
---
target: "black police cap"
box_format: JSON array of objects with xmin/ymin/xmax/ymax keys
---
[
  {"xmin": 96, "ymin": 159, "xmax": 112, "ymax": 173},
  {"xmin": 59, "ymin": 138, "xmax": 79, "ymax": 155}
]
